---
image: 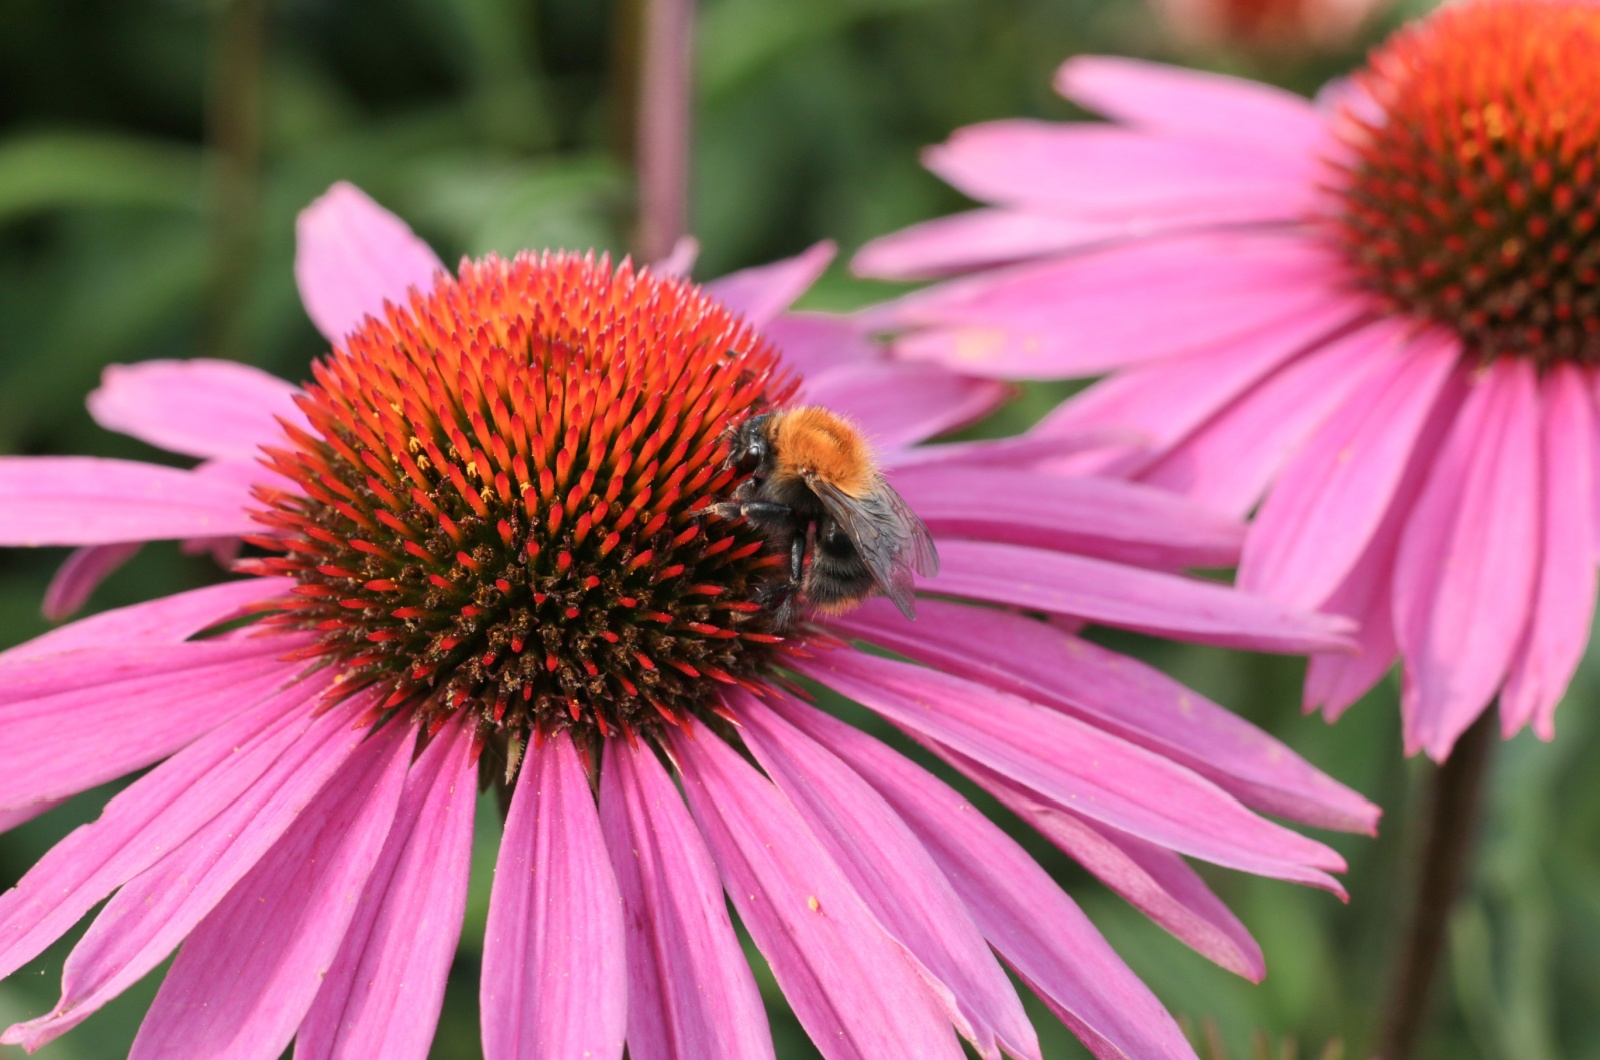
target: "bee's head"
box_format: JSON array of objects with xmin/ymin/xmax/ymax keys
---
[{"xmin": 726, "ymin": 412, "xmax": 774, "ymax": 478}]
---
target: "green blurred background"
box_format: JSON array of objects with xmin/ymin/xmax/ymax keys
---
[{"xmin": 1, "ymin": 0, "xmax": 1597, "ymax": 1057}]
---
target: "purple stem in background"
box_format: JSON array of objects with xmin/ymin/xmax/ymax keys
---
[
  {"xmin": 205, "ymin": 0, "xmax": 265, "ymax": 360},
  {"xmin": 1374, "ymin": 709, "xmax": 1496, "ymax": 1060},
  {"xmin": 634, "ymin": 0, "xmax": 696, "ymax": 263}
]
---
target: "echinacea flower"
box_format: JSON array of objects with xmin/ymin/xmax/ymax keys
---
[
  {"xmin": 858, "ymin": 0, "xmax": 1599, "ymax": 761},
  {"xmin": 1152, "ymin": 0, "xmax": 1388, "ymax": 56},
  {"xmin": 0, "ymin": 182, "xmax": 1374, "ymax": 1060}
]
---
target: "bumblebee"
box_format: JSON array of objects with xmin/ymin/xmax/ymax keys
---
[{"xmin": 709, "ymin": 406, "xmax": 939, "ymax": 628}]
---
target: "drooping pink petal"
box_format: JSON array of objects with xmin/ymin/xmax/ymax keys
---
[
  {"xmin": 0, "ymin": 638, "xmax": 302, "ymax": 812},
  {"xmin": 924, "ymin": 123, "xmax": 1317, "ymax": 218},
  {"xmin": 87, "ymin": 359, "xmax": 301, "ymax": 462},
  {"xmin": 669, "ymin": 721, "xmax": 965, "ymax": 1060},
  {"xmin": 1136, "ymin": 314, "xmax": 1399, "ymax": 518},
  {"xmin": 294, "ymin": 182, "xmax": 446, "ymax": 345},
  {"xmin": 295, "ymin": 713, "xmax": 479, "ymax": 1060},
  {"xmin": 1054, "ymin": 56, "xmax": 1328, "ymax": 159},
  {"xmin": 762, "ymin": 311, "xmax": 880, "ymax": 377},
  {"xmin": 3, "ymin": 691, "xmax": 374, "ymax": 1050},
  {"xmin": 481, "ymin": 732, "xmax": 626, "ymax": 1060},
  {"xmin": 1394, "ymin": 359, "xmax": 1542, "ymax": 760},
  {"xmin": 890, "ymin": 466, "xmax": 1243, "ymax": 570},
  {"xmin": 931, "ymin": 539, "xmax": 1352, "ymax": 654},
  {"xmin": 0, "ymin": 800, "xmax": 63, "ymax": 836},
  {"xmin": 883, "ymin": 428, "xmax": 1142, "ymax": 472},
  {"xmin": 0, "ymin": 457, "xmax": 258, "ymax": 546},
  {"xmin": 41, "ymin": 543, "xmax": 144, "ymax": 620},
  {"xmin": 774, "ymin": 698, "xmax": 1195, "ymax": 1060},
  {"xmin": 974, "ymin": 757, "xmax": 1265, "ymax": 979},
  {"xmin": 706, "ymin": 241, "xmax": 835, "ymax": 329},
  {"xmin": 736, "ymin": 690, "xmax": 1039, "ymax": 1060},
  {"xmin": 598, "ymin": 738, "xmax": 774, "ymax": 1060},
  {"xmin": 1500, "ymin": 365, "xmax": 1596, "ymax": 740},
  {"xmin": 829, "ymin": 598, "xmax": 1378, "ymax": 834},
  {"xmin": 800, "ymin": 362, "xmax": 1007, "ymax": 450},
  {"xmin": 794, "ymin": 651, "xmax": 1345, "ymax": 891},
  {"xmin": 128, "ymin": 720, "xmax": 413, "ymax": 1060},
  {"xmin": 2, "ymin": 576, "xmax": 292, "ymax": 661},
  {"xmin": 655, "ymin": 235, "xmax": 700, "ymax": 278},
  {"xmin": 853, "ymin": 209, "xmax": 1134, "ymax": 280},
  {"xmin": 887, "ymin": 234, "xmax": 1338, "ymax": 378},
  {"xmin": 1240, "ymin": 326, "xmax": 1457, "ymax": 610}
]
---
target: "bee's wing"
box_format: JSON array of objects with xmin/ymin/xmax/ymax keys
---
[{"xmin": 810, "ymin": 476, "xmax": 938, "ymax": 620}]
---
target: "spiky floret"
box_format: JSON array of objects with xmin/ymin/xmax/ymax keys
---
[
  {"xmin": 1326, "ymin": 0, "xmax": 1600, "ymax": 364},
  {"xmin": 244, "ymin": 252, "xmax": 798, "ymax": 743}
]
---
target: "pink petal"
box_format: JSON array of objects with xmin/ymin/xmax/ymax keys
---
[
  {"xmin": 0, "ymin": 670, "xmax": 334, "ymax": 986},
  {"xmin": 128, "ymin": 720, "xmax": 413, "ymax": 1060},
  {"xmin": 3, "ymin": 691, "xmax": 375, "ymax": 1050},
  {"xmin": 890, "ymin": 466, "xmax": 1243, "ymax": 570},
  {"xmin": 888, "ymin": 234, "xmax": 1337, "ymax": 379},
  {"xmin": 1136, "ymin": 313, "xmax": 1399, "ymax": 518},
  {"xmin": 736, "ymin": 690, "xmax": 1039, "ymax": 1060},
  {"xmin": 828, "ymin": 598, "xmax": 1378, "ymax": 834},
  {"xmin": 800, "ymin": 362, "xmax": 1008, "ymax": 450},
  {"xmin": 294, "ymin": 182, "xmax": 446, "ymax": 345},
  {"xmin": 1500, "ymin": 365, "xmax": 1596, "ymax": 740},
  {"xmin": 776, "ymin": 699, "xmax": 1195, "ymax": 1060},
  {"xmin": 0, "ymin": 800, "xmax": 64, "ymax": 836},
  {"xmin": 296, "ymin": 714, "xmax": 479, "ymax": 1060},
  {"xmin": 0, "ymin": 457, "xmax": 257, "ymax": 546},
  {"xmin": 924, "ymin": 122, "xmax": 1316, "ymax": 218},
  {"xmin": 481, "ymin": 732, "xmax": 626, "ymax": 1060},
  {"xmin": 794, "ymin": 650, "xmax": 1345, "ymax": 891},
  {"xmin": 0, "ymin": 639, "xmax": 302, "ymax": 811},
  {"xmin": 853, "ymin": 209, "xmax": 1134, "ymax": 280},
  {"xmin": 87, "ymin": 359, "xmax": 301, "ymax": 462},
  {"xmin": 598, "ymin": 738, "xmax": 774, "ymax": 1060},
  {"xmin": 1240, "ymin": 326, "xmax": 1457, "ymax": 610},
  {"xmin": 1394, "ymin": 359, "xmax": 1542, "ymax": 760},
  {"xmin": 931, "ymin": 539, "xmax": 1352, "ymax": 654},
  {"xmin": 669, "ymin": 721, "xmax": 965, "ymax": 1060},
  {"xmin": 41, "ymin": 543, "xmax": 144, "ymax": 620},
  {"xmin": 1055, "ymin": 56, "xmax": 1328, "ymax": 159},
  {"xmin": 882, "ymin": 426, "xmax": 1146, "ymax": 471},
  {"xmin": 762, "ymin": 311, "xmax": 880, "ymax": 377},
  {"xmin": 706, "ymin": 241, "xmax": 835, "ymax": 329},
  {"xmin": 3, "ymin": 576, "xmax": 292, "ymax": 661},
  {"xmin": 655, "ymin": 235, "xmax": 700, "ymax": 278}
]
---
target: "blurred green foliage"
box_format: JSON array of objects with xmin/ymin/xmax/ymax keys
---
[{"xmin": 0, "ymin": 1, "xmax": 1595, "ymax": 1058}]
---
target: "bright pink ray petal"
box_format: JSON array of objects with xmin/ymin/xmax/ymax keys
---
[
  {"xmin": 0, "ymin": 457, "xmax": 258, "ymax": 546},
  {"xmin": 655, "ymin": 235, "xmax": 700, "ymax": 278},
  {"xmin": 924, "ymin": 123, "xmax": 1317, "ymax": 217},
  {"xmin": 295, "ymin": 714, "xmax": 478, "ymax": 1060},
  {"xmin": 42, "ymin": 543, "xmax": 144, "ymax": 621},
  {"xmin": 794, "ymin": 651, "xmax": 1345, "ymax": 890},
  {"xmin": 891, "ymin": 466, "xmax": 1243, "ymax": 570},
  {"xmin": 0, "ymin": 800, "xmax": 63, "ymax": 836},
  {"xmin": 1055, "ymin": 56, "xmax": 1328, "ymax": 158},
  {"xmin": 128, "ymin": 721, "xmax": 413, "ymax": 1060},
  {"xmin": 706, "ymin": 241, "xmax": 835, "ymax": 329},
  {"xmin": 3, "ymin": 692, "xmax": 374, "ymax": 1050},
  {"xmin": 954, "ymin": 749, "xmax": 1265, "ymax": 979},
  {"xmin": 883, "ymin": 428, "xmax": 1142, "ymax": 472},
  {"xmin": 736, "ymin": 689, "xmax": 1039, "ymax": 1060},
  {"xmin": 829, "ymin": 598, "xmax": 1378, "ymax": 834},
  {"xmin": 1136, "ymin": 314, "xmax": 1398, "ymax": 518},
  {"xmin": 87, "ymin": 359, "xmax": 301, "ymax": 462},
  {"xmin": 3, "ymin": 576, "xmax": 292, "ymax": 661},
  {"xmin": 0, "ymin": 639, "xmax": 302, "ymax": 811},
  {"xmin": 598, "ymin": 739, "xmax": 774, "ymax": 1060},
  {"xmin": 1240, "ymin": 327, "xmax": 1457, "ymax": 609},
  {"xmin": 294, "ymin": 182, "xmax": 446, "ymax": 345},
  {"xmin": 800, "ymin": 362, "xmax": 1007, "ymax": 450},
  {"xmin": 774, "ymin": 698, "xmax": 1195, "ymax": 1060},
  {"xmin": 853, "ymin": 209, "xmax": 1134, "ymax": 280},
  {"xmin": 1395, "ymin": 359, "xmax": 1542, "ymax": 760},
  {"xmin": 481, "ymin": 732, "xmax": 626, "ymax": 1060},
  {"xmin": 1500, "ymin": 365, "xmax": 1596, "ymax": 739},
  {"xmin": 669, "ymin": 721, "xmax": 965, "ymax": 1060},
  {"xmin": 931, "ymin": 539, "xmax": 1352, "ymax": 654},
  {"xmin": 887, "ymin": 235, "xmax": 1337, "ymax": 379}
]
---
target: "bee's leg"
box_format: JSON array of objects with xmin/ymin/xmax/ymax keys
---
[
  {"xmin": 788, "ymin": 532, "xmax": 805, "ymax": 583},
  {"xmin": 727, "ymin": 500, "xmax": 795, "ymax": 534}
]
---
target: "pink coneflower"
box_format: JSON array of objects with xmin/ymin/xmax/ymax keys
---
[
  {"xmin": 859, "ymin": 0, "xmax": 1599, "ymax": 761},
  {"xmin": 0, "ymin": 183, "xmax": 1372, "ymax": 1060}
]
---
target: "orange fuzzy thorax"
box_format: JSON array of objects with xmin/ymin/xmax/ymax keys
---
[{"xmin": 772, "ymin": 406, "xmax": 878, "ymax": 498}]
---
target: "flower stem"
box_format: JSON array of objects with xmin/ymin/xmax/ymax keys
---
[
  {"xmin": 631, "ymin": 0, "xmax": 696, "ymax": 262},
  {"xmin": 204, "ymin": 0, "xmax": 265, "ymax": 360},
  {"xmin": 1374, "ymin": 709, "xmax": 1497, "ymax": 1060}
]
